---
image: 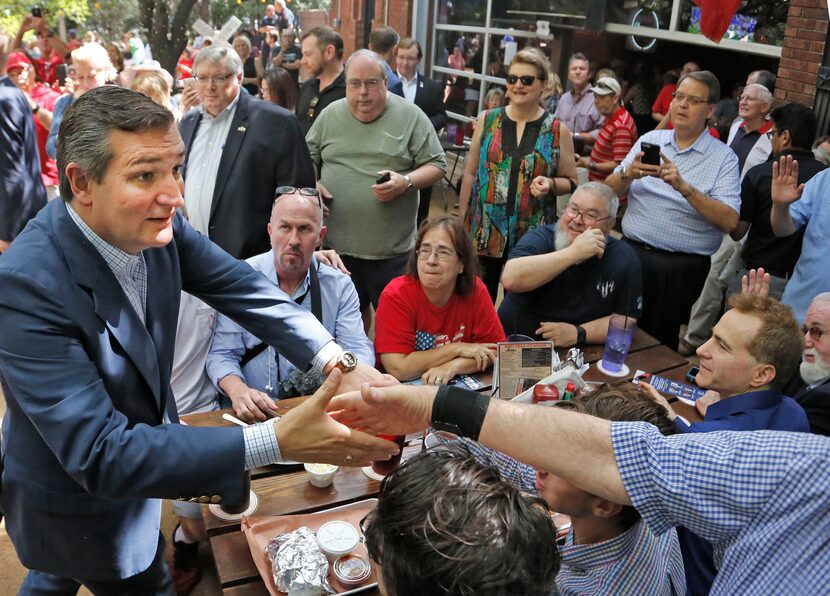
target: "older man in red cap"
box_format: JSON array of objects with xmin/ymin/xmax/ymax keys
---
[{"xmin": 6, "ymin": 51, "xmax": 60, "ymax": 198}]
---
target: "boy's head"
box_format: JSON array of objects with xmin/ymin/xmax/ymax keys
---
[
  {"xmin": 364, "ymin": 448, "xmax": 560, "ymax": 596},
  {"xmin": 535, "ymin": 384, "xmax": 677, "ymax": 530}
]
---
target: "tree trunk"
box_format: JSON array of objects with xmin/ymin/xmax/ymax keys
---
[{"xmin": 138, "ymin": 0, "xmax": 199, "ymax": 75}]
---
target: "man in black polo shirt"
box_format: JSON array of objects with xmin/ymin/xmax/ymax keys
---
[
  {"xmin": 498, "ymin": 182, "xmax": 642, "ymax": 347},
  {"xmin": 297, "ymin": 27, "xmax": 346, "ymax": 136},
  {"xmin": 727, "ymin": 102, "xmax": 825, "ymax": 300}
]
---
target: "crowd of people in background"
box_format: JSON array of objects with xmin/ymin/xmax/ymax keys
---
[{"xmin": 2, "ymin": 5, "xmax": 830, "ymax": 596}]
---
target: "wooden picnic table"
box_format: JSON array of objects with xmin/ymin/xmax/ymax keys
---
[{"xmin": 182, "ymin": 328, "xmax": 699, "ymax": 593}]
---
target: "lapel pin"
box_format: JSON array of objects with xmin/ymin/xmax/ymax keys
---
[{"xmin": 237, "ymin": 126, "xmax": 246, "ymax": 133}]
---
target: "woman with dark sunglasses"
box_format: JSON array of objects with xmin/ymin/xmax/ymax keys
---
[{"xmin": 459, "ymin": 48, "xmax": 578, "ymax": 301}]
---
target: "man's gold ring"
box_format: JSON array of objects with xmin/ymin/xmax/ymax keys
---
[{"xmin": 344, "ymin": 455, "xmax": 354, "ymax": 464}]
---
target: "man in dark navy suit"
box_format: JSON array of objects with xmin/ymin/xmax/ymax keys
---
[
  {"xmin": 792, "ymin": 293, "xmax": 830, "ymax": 437},
  {"xmin": 0, "ymin": 30, "xmax": 47, "ymax": 254},
  {"xmin": 0, "ymin": 86, "xmax": 395, "ymax": 594},
  {"xmin": 396, "ymin": 37, "xmax": 447, "ymax": 226},
  {"xmin": 179, "ymin": 44, "xmax": 314, "ymax": 260}
]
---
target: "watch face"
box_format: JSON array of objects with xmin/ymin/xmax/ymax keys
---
[{"xmin": 341, "ymin": 351, "xmax": 358, "ymax": 369}]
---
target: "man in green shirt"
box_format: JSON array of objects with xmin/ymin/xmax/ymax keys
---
[{"xmin": 306, "ymin": 49, "xmax": 446, "ymax": 319}]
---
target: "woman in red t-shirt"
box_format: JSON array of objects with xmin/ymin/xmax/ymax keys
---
[{"xmin": 375, "ymin": 216, "xmax": 505, "ymax": 384}]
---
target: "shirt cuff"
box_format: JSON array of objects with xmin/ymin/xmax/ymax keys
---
[
  {"xmin": 310, "ymin": 340, "xmax": 343, "ymax": 374},
  {"xmin": 243, "ymin": 420, "xmax": 282, "ymax": 469}
]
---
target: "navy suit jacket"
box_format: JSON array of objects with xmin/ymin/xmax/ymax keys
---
[
  {"xmin": 414, "ymin": 73, "xmax": 448, "ymax": 132},
  {"xmin": 179, "ymin": 92, "xmax": 315, "ymax": 259},
  {"xmin": 0, "ymin": 200, "xmax": 333, "ymax": 580},
  {"xmin": 0, "ymin": 77, "xmax": 47, "ymax": 243}
]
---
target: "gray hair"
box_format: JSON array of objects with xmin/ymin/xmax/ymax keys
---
[
  {"xmin": 572, "ymin": 181, "xmax": 619, "ymax": 219},
  {"xmin": 345, "ymin": 49, "xmax": 387, "ymax": 81},
  {"xmin": 58, "ymin": 86, "xmax": 174, "ymax": 201},
  {"xmin": 232, "ymin": 35, "xmax": 252, "ymax": 52},
  {"xmin": 744, "ymin": 83, "xmax": 772, "ymax": 106},
  {"xmin": 678, "ymin": 70, "xmax": 720, "ymax": 103},
  {"xmin": 192, "ymin": 44, "xmax": 243, "ymax": 76},
  {"xmin": 811, "ymin": 292, "xmax": 830, "ymax": 308}
]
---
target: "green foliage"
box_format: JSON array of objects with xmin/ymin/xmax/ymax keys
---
[{"xmin": 0, "ymin": 0, "xmax": 89, "ymax": 38}]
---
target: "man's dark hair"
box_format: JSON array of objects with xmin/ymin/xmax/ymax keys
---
[
  {"xmin": 555, "ymin": 384, "xmax": 677, "ymax": 530},
  {"xmin": 302, "ymin": 26, "xmax": 344, "ymax": 60},
  {"xmin": 368, "ymin": 26, "xmax": 400, "ymax": 55},
  {"xmin": 750, "ymin": 69, "xmax": 776, "ymax": 93},
  {"xmin": 398, "ymin": 37, "xmax": 423, "ymax": 60},
  {"xmin": 770, "ymin": 103, "xmax": 816, "ymax": 152},
  {"xmin": 678, "ymin": 70, "xmax": 720, "ymax": 103},
  {"xmin": 405, "ymin": 215, "xmax": 481, "ymax": 296},
  {"xmin": 364, "ymin": 448, "xmax": 559, "ymax": 596},
  {"xmin": 57, "ymin": 86, "xmax": 174, "ymax": 201}
]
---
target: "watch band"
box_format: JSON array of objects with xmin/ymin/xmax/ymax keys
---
[
  {"xmin": 404, "ymin": 174, "xmax": 414, "ymax": 191},
  {"xmin": 575, "ymin": 325, "xmax": 587, "ymax": 348}
]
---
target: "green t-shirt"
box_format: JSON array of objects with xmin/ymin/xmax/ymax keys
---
[{"xmin": 306, "ymin": 94, "xmax": 446, "ymax": 259}]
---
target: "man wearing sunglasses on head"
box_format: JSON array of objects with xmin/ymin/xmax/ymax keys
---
[{"xmin": 207, "ymin": 187, "xmax": 374, "ymax": 422}]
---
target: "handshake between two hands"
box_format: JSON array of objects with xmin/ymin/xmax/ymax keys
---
[{"xmin": 272, "ymin": 365, "xmax": 436, "ymax": 467}]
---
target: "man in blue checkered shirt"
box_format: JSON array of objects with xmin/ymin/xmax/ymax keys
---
[{"xmin": 330, "ymin": 383, "xmax": 830, "ymax": 594}]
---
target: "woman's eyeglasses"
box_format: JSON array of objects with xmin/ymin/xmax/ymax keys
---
[
  {"xmin": 506, "ymin": 74, "xmax": 539, "ymax": 86},
  {"xmin": 416, "ymin": 247, "xmax": 457, "ymax": 261}
]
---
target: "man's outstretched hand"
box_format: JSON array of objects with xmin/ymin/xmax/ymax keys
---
[
  {"xmin": 328, "ymin": 382, "xmax": 438, "ymax": 436},
  {"xmin": 274, "ymin": 369, "xmax": 401, "ymax": 466}
]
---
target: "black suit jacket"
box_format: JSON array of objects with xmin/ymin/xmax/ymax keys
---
[
  {"xmin": 0, "ymin": 77, "xmax": 47, "ymax": 244},
  {"xmin": 180, "ymin": 92, "xmax": 315, "ymax": 259},
  {"xmin": 794, "ymin": 378, "xmax": 830, "ymax": 436},
  {"xmin": 413, "ymin": 73, "xmax": 448, "ymax": 132}
]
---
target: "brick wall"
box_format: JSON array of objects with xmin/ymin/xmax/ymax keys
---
[
  {"xmin": 329, "ymin": 0, "xmax": 413, "ymax": 58},
  {"xmin": 776, "ymin": 0, "xmax": 828, "ymax": 106}
]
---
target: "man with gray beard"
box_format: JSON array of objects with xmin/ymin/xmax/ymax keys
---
[
  {"xmin": 793, "ymin": 293, "xmax": 830, "ymax": 436},
  {"xmin": 497, "ymin": 182, "xmax": 642, "ymax": 347}
]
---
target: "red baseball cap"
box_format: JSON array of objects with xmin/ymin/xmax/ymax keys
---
[{"xmin": 7, "ymin": 51, "xmax": 33, "ymax": 71}]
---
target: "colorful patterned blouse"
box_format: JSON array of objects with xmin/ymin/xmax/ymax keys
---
[{"xmin": 465, "ymin": 108, "xmax": 561, "ymax": 258}]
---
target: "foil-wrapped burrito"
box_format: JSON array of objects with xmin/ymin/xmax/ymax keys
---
[{"xmin": 265, "ymin": 526, "xmax": 334, "ymax": 595}]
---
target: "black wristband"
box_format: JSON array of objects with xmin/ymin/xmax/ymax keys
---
[
  {"xmin": 567, "ymin": 177, "xmax": 577, "ymax": 193},
  {"xmin": 575, "ymin": 325, "xmax": 587, "ymax": 347},
  {"xmin": 431, "ymin": 385, "xmax": 491, "ymax": 441}
]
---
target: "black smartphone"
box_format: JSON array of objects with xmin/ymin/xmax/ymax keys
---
[
  {"xmin": 686, "ymin": 366, "xmax": 700, "ymax": 385},
  {"xmin": 641, "ymin": 142, "xmax": 661, "ymax": 166},
  {"xmin": 55, "ymin": 63, "xmax": 68, "ymax": 87},
  {"xmin": 31, "ymin": 6, "xmax": 42, "ymax": 17},
  {"xmin": 376, "ymin": 171, "xmax": 391, "ymax": 185}
]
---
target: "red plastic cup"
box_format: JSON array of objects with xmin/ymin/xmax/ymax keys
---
[{"xmin": 371, "ymin": 435, "xmax": 406, "ymax": 476}]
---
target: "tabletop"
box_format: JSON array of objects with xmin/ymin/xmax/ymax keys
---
[{"xmin": 182, "ymin": 328, "xmax": 699, "ymax": 593}]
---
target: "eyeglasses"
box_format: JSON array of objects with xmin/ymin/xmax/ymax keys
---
[
  {"xmin": 803, "ymin": 325, "xmax": 825, "ymax": 342},
  {"xmin": 195, "ymin": 73, "xmax": 236, "ymax": 86},
  {"xmin": 564, "ymin": 204, "xmax": 611, "ymax": 225},
  {"xmin": 766, "ymin": 129, "xmax": 783, "ymax": 139},
  {"xmin": 347, "ymin": 78, "xmax": 381, "ymax": 90},
  {"xmin": 274, "ymin": 186, "xmax": 322, "ymax": 209},
  {"xmin": 506, "ymin": 74, "xmax": 539, "ymax": 86},
  {"xmin": 739, "ymin": 95, "xmax": 762, "ymax": 102},
  {"xmin": 416, "ymin": 246, "xmax": 457, "ymax": 261},
  {"xmin": 671, "ymin": 92, "xmax": 710, "ymax": 107},
  {"xmin": 307, "ymin": 96, "xmax": 320, "ymax": 120}
]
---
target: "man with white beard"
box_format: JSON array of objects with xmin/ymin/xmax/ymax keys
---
[
  {"xmin": 793, "ymin": 293, "xmax": 830, "ymax": 436},
  {"xmin": 497, "ymin": 182, "xmax": 643, "ymax": 347}
]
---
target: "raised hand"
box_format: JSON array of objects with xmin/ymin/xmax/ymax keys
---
[
  {"xmin": 771, "ymin": 155, "xmax": 804, "ymax": 205},
  {"xmin": 741, "ymin": 268, "xmax": 770, "ymax": 298}
]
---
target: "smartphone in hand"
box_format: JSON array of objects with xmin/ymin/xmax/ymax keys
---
[
  {"xmin": 640, "ymin": 142, "xmax": 661, "ymax": 166},
  {"xmin": 376, "ymin": 171, "xmax": 392, "ymax": 184}
]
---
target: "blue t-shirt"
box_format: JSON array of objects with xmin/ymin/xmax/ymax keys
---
[{"xmin": 497, "ymin": 224, "xmax": 643, "ymax": 338}]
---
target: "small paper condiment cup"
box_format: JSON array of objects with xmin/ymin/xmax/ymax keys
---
[
  {"xmin": 304, "ymin": 463, "xmax": 339, "ymax": 488},
  {"xmin": 316, "ymin": 520, "xmax": 359, "ymax": 561}
]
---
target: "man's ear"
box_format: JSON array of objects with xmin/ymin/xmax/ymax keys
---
[
  {"xmin": 65, "ymin": 163, "xmax": 94, "ymax": 206},
  {"xmin": 750, "ymin": 362, "xmax": 776, "ymax": 389},
  {"xmin": 591, "ymin": 497, "xmax": 624, "ymax": 519},
  {"xmin": 318, "ymin": 225, "xmax": 327, "ymax": 245}
]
